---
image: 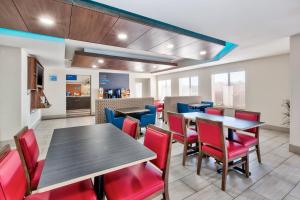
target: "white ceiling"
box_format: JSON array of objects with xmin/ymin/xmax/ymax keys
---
[{"xmin": 1, "ymin": 0, "xmax": 299, "ymax": 72}]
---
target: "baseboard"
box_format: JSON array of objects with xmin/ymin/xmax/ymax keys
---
[
  {"xmin": 42, "ymin": 114, "xmax": 67, "ymax": 120},
  {"xmin": 261, "ymin": 124, "xmax": 289, "ymax": 133},
  {"xmin": 289, "ymin": 144, "xmax": 300, "ymax": 155}
]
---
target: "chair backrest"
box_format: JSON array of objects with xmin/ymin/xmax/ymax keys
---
[
  {"xmin": 0, "ymin": 145, "xmax": 27, "ymax": 200},
  {"xmin": 14, "ymin": 128, "xmax": 39, "ymax": 177},
  {"xmin": 122, "ymin": 117, "xmax": 139, "ymax": 139},
  {"xmin": 196, "ymin": 118, "xmax": 225, "ymax": 152},
  {"xmin": 206, "ymin": 108, "xmax": 224, "ymax": 116},
  {"xmin": 167, "ymin": 112, "xmax": 186, "ymax": 136},
  {"xmin": 177, "ymin": 103, "xmax": 189, "ymax": 113},
  {"xmin": 105, "ymin": 108, "xmax": 115, "ymax": 123},
  {"xmin": 144, "ymin": 125, "xmax": 172, "ymax": 180},
  {"xmin": 235, "ymin": 110, "xmax": 260, "ymax": 134},
  {"xmin": 145, "ymin": 105, "xmax": 156, "ymax": 114}
]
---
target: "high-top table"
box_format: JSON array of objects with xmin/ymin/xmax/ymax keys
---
[
  {"xmin": 36, "ymin": 123, "xmax": 156, "ymax": 199},
  {"xmin": 182, "ymin": 112, "xmax": 264, "ymax": 140}
]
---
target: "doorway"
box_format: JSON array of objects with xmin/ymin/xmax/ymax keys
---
[
  {"xmin": 66, "ymin": 74, "xmax": 91, "ymax": 117},
  {"xmin": 134, "ymin": 78, "xmax": 151, "ymax": 97}
]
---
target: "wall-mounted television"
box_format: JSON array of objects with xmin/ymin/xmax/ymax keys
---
[{"xmin": 36, "ymin": 62, "xmax": 44, "ymax": 88}]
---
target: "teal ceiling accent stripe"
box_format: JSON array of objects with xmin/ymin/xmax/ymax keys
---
[
  {"xmin": 0, "ymin": 28, "xmax": 65, "ymax": 43},
  {"xmin": 212, "ymin": 42, "xmax": 237, "ymax": 61},
  {"xmin": 73, "ymin": 0, "xmax": 230, "ymax": 46}
]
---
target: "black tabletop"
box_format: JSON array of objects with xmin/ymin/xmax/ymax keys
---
[
  {"xmin": 115, "ymin": 107, "xmax": 150, "ymax": 115},
  {"xmin": 182, "ymin": 112, "xmax": 264, "ymax": 131},
  {"xmin": 36, "ymin": 123, "xmax": 156, "ymax": 193}
]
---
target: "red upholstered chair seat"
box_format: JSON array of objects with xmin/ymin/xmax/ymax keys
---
[
  {"xmin": 122, "ymin": 118, "xmax": 138, "ymax": 139},
  {"xmin": 17, "ymin": 128, "xmax": 45, "ymax": 190},
  {"xmin": 202, "ymin": 141, "xmax": 248, "ymax": 160},
  {"xmin": 0, "ymin": 147, "xmax": 97, "ymax": 200},
  {"xmin": 232, "ymin": 132, "xmax": 258, "ymax": 147},
  {"xmin": 173, "ymin": 129, "xmax": 198, "ymax": 143},
  {"xmin": 104, "ymin": 163, "xmax": 164, "ymax": 200},
  {"xmin": 30, "ymin": 160, "xmax": 45, "ymax": 189},
  {"xmin": 206, "ymin": 108, "xmax": 224, "ymax": 116},
  {"xmin": 26, "ymin": 180, "xmax": 97, "ymax": 200}
]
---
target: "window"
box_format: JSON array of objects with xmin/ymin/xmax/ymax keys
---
[
  {"xmin": 135, "ymin": 82, "xmax": 143, "ymax": 98},
  {"xmin": 179, "ymin": 76, "xmax": 198, "ymax": 96},
  {"xmin": 211, "ymin": 71, "xmax": 245, "ymax": 108},
  {"xmin": 158, "ymin": 80, "xmax": 171, "ymax": 100}
]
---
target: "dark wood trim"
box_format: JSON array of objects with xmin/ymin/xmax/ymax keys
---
[
  {"xmin": 14, "ymin": 126, "xmax": 32, "ymax": 195},
  {"xmin": 74, "ymin": 51, "xmax": 178, "ymax": 66}
]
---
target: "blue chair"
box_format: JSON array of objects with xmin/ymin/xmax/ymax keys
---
[
  {"xmin": 104, "ymin": 108, "xmax": 125, "ymax": 129},
  {"xmin": 139, "ymin": 105, "xmax": 157, "ymax": 127},
  {"xmin": 177, "ymin": 103, "xmax": 195, "ymax": 113},
  {"xmin": 199, "ymin": 101, "xmax": 214, "ymax": 112}
]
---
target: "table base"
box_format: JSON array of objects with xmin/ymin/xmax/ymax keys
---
[{"xmin": 94, "ymin": 176, "xmax": 104, "ymax": 200}]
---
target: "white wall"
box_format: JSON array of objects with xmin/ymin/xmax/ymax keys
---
[
  {"xmin": 0, "ymin": 45, "xmax": 40, "ymax": 141},
  {"xmin": 156, "ymin": 54, "xmax": 290, "ymax": 128},
  {"xmin": 42, "ymin": 67, "xmax": 156, "ymax": 118},
  {"xmin": 290, "ymin": 34, "xmax": 300, "ymax": 151}
]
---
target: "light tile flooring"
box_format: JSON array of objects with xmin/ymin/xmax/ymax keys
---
[{"xmin": 2, "ymin": 116, "xmax": 300, "ymax": 200}]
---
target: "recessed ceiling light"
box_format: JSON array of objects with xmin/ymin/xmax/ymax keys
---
[
  {"xmin": 200, "ymin": 50, "xmax": 207, "ymax": 55},
  {"xmin": 117, "ymin": 33, "xmax": 128, "ymax": 40},
  {"xmin": 166, "ymin": 44, "xmax": 174, "ymax": 49},
  {"xmin": 39, "ymin": 16, "xmax": 55, "ymax": 26},
  {"xmin": 92, "ymin": 65, "xmax": 97, "ymax": 68},
  {"xmin": 98, "ymin": 59, "xmax": 104, "ymax": 64},
  {"xmin": 153, "ymin": 65, "xmax": 158, "ymax": 69}
]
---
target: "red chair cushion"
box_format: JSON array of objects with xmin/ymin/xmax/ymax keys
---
[
  {"xmin": 144, "ymin": 127, "xmax": 169, "ymax": 170},
  {"xmin": 232, "ymin": 132, "xmax": 258, "ymax": 147},
  {"xmin": 206, "ymin": 108, "xmax": 224, "ymax": 116},
  {"xmin": 157, "ymin": 108, "xmax": 163, "ymax": 113},
  {"xmin": 19, "ymin": 129, "xmax": 40, "ymax": 173},
  {"xmin": 104, "ymin": 163, "xmax": 164, "ymax": 200},
  {"xmin": 173, "ymin": 129, "xmax": 198, "ymax": 143},
  {"xmin": 26, "ymin": 179, "xmax": 97, "ymax": 200},
  {"xmin": 202, "ymin": 141, "xmax": 248, "ymax": 160},
  {"xmin": 122, "ymin": 118, "xmax": 138, "ymax": 138},
  {"xmin": 198, "ymin": 120, "xmax": 223, "ymax": 149},
  {"xmin": 235, "ymin": 111, "xmax": 259, "ymax": 133},
  {"xmin": 168, "ymin": 114, "xmax": 184, "ymax": 135},
  {"xmin": 0, "ymin": 150, "xmax": 27, "ymax": 200},
  {"xmin": 30, "ymin": 159, "xmax": 45, "ymax": 190}
]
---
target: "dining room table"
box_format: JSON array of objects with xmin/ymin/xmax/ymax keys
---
[
  {"xmin": 182, "ymin": 112, "xmax": 264, "ymax": 175},
  {"xmin": 36, "ymin": 123, "xmax": 156, "ymax": 199},
  {"xmin": 115, "ymin": 107, "xmax": 150, "ymax": 115},
  {"xmin": 188, "ymin": 103, "xmax": 211, "ymax": 110}
]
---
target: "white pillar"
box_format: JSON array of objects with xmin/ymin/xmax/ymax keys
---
[{"xmin": 290, "ymin": 33, "xmax": 300, "ymax": 154}]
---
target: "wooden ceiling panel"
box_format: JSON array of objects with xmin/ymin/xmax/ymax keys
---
[
  {"xmin": 101, "ymin": 18, "xmax": 151, "ymax": 47},
  {"xmin": 71, "ymin": 51, "xmax": 176, "ymax": 73},
  {"xmin": 69, "ymin": 6, "xmax": 118, "ymax": 43},
  {"xmin": 0, "ymin": 0, "xmax": 28, "ymax": 31},
  {"xmin": 128, "ymin": 28, "xmax": 178, "ymax": 51},
  {"xmin": 173, "ymin": 41, "xmax": 224, "ymax": 60},
  {"xmin": 13, "ymin": 0, "xmax": 72, "ymax": 38}
]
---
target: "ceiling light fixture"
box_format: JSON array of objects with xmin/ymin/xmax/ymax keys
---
[
  {"xmin": 153, "ymin": 65, "xmax": 158, "ymax": 69},
  {"xmin": 200, "ymin": 50, "xmax": 207, "ymax": 55},
  {"xmin": 98, "ymin": 59, "xmax": 104, "ymax": 64},
  {"xmin": 39, "ymin": 16, "xmax": 55, "ymax": 26},
  {"xmin": 117, "ymin": 33, "xmax": 128, "ymax": 40},
  {"xmin": 92, "ymin": 65, "xmax": 97, "ymax": 68},
  {"xmin": 166, "ymin": 44, "xmax": 174, "ymax": 49}
]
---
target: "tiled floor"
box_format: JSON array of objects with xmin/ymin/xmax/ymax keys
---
[{"xmin": 2, "ymin": 116, "xmax": 300, "ymax": 200}]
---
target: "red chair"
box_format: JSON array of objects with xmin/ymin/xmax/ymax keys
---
[
  {"xmin": 104, "ymin": 125, "xmax": 172, "ymax": 200},
  {"xmin": 122, "ymin": 116, "xmax": 140, "ymax": 139},
  {"xmin": 233, "ymin": 110, "xmax": 261, "ymax": 163},
  {"xmin": 206, "ymin": 107, "xmax": 224, "ymax": 116},
  {"xmin": 0, "ymin": 145, "xmax": 97, "ymax": 200},
  {"xmin": 154, "ymin": 100, "xmax": 164, "ymax": 120},
  {"xmin": 196, "ymin": 118, "xmax": 249, "ymax": 191},
  {"xmin": 14, "ymin": 127, "xmax": 44, "ymax": 192},
  {"xmin": 167, "ymin": 112, "xmax": 198, "ymax": 166}
]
